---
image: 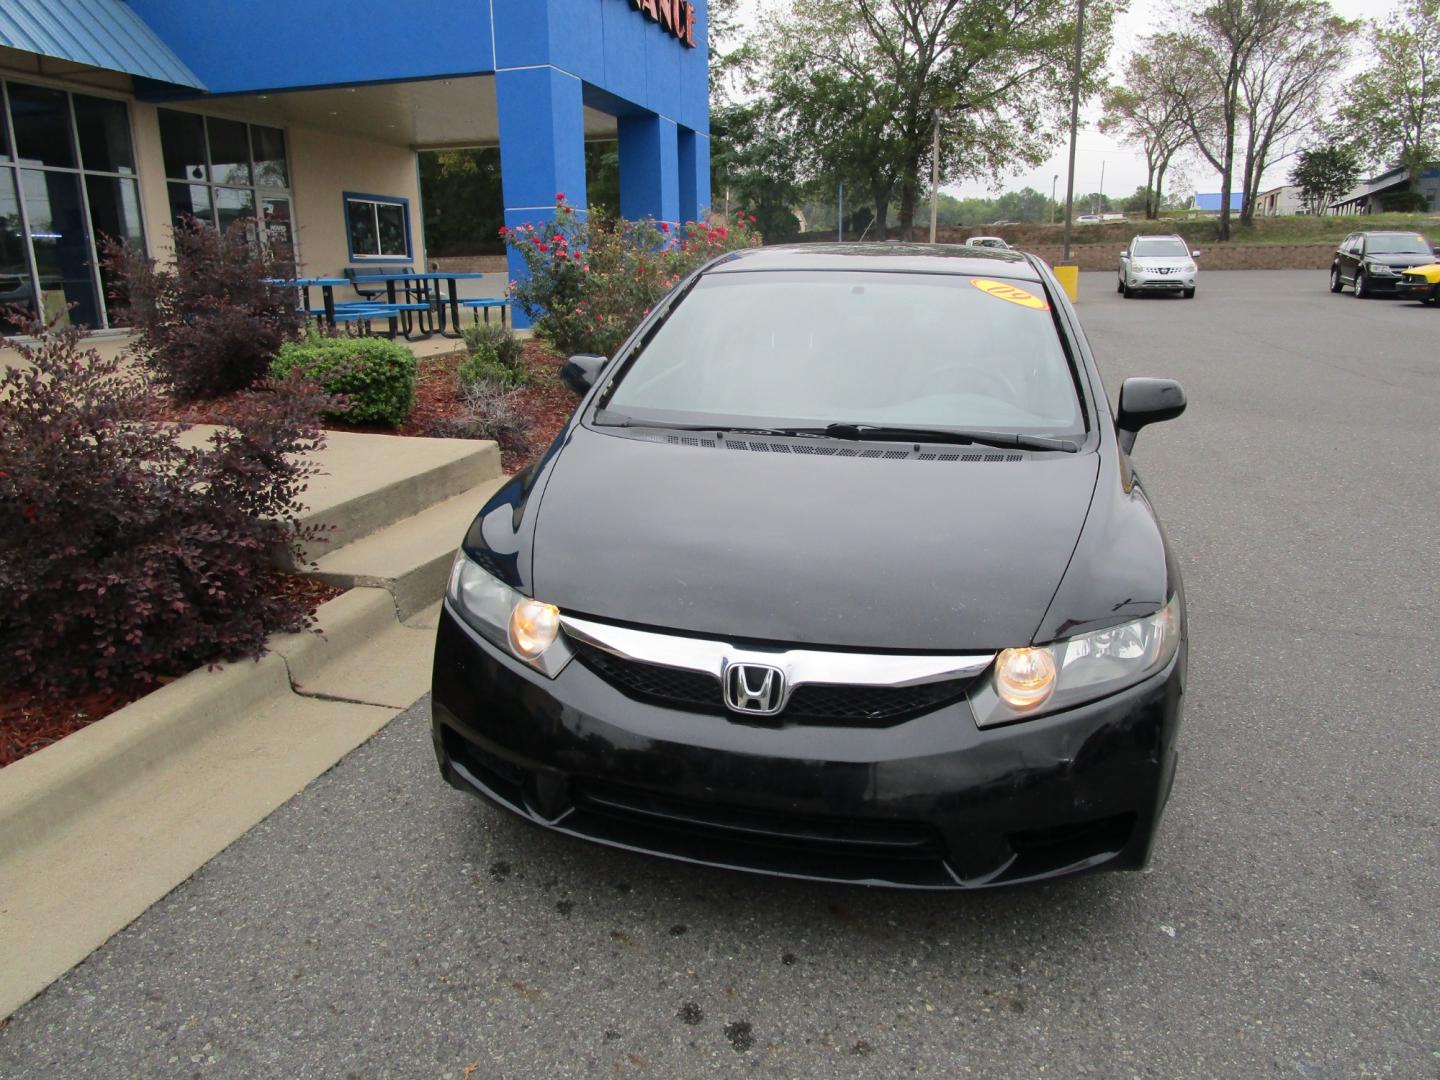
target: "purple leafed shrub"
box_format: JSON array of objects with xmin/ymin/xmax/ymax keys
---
[
  {"xmin": 0, "ymin": 312, "xmax": 334, "ymax": 700},
  {"xmin": 102, "ymin": 217, "xmax": 305, "ymax": 401}
]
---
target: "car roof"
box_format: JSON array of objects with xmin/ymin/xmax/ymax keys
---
[
  {"xmin": 706, "ymin": 243, "xmax": 1041, "ymax": 281},
  {"xmin": 1359, "ymin": 230, "xmax": 1429, "ymax": 237},
  {"xmin": 1130, "ymin": 233, "xmax": 1185, "ymax": 241}
]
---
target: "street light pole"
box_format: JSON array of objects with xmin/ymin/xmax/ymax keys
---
[
  {"xmin": 1062, "ymin": 0, "xmax": 1086, "ymax": 263},
  {"xmin": 929, "ymin": 111, "xmax": 940, "ymax": 244},
  {"xmin": 1050, "ymin": 174, "xmax": 1059, "ymax": 225}
]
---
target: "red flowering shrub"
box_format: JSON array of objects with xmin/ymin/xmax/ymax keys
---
[
  {"xmin": 504, "ymin": 197, "xmax": 760, "ymax": 356},
  {"xmin": 0, "ymin": 313, "xmax": 333, "ymax": 700},
  {"xmin": 103, "ymin": 217, "xmax": 305, "ymax": 402}
]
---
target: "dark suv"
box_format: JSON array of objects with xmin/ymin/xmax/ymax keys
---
[{"xmin": 1330, "ymin": 231, "xmax": 1436, "ymax": 297}]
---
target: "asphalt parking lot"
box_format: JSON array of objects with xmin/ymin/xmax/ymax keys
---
[{"xmin": 2, "ymin": 270, "xmax": 1437, "ymax": 1078}]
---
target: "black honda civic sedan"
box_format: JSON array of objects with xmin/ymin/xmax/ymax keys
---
[{"xmin": 431, "ymin": 244, "xmax": 1188, "ymax": 889}]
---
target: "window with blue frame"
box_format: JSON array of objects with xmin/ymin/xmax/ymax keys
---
[{"xmin": 344, "ymin": 193, "xmax": 410, "ymax": 260}]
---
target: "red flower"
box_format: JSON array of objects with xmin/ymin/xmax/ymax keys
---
[
  {"xmin": 556, "ymin": 192, "xmax": 566, "ymax": 201},
  {"xmin": 748, "ymin": 214, "xmax": 757, "ymax": 223},
  {"xmin": 659, "ymin": 222, "xmax": 670, "ymax": 232},
  {"xmin": 537, "ymin": 242, "xmax": 550, "ymax": 252}
]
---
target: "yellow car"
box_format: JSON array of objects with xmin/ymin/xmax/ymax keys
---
[{"xmin": 1397, "ymin": 264, "xmax": 1440, "ymax": 305}]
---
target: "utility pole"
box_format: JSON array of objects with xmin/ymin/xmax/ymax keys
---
[
  {"xmin": 1097, "ymin": 160, "xmax": 1106, "ymax": 214},
  {"xmin": 1061, "ymin": 0, "xmax": 1085, "ymax": 263},
  {"xmin": 1050, "ymin": 174, "xmax": 1059, "ymax": 225},
  {"xmin": 838, "ymin": 183, "xmax": 844, "ymax": 243},
  {"xmin": 929, "ymin": 111, "xmax": 940, "ymax": 244}
]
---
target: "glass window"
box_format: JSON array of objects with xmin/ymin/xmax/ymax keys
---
[
  {"xmin": 160, "ymin": 109, "xmax": 208, "ymax": 181},
  {"xmin": 605, "ymin": 272, "xmax": 1083, "ymax": 436},
  {"xmin": 206, "ymin": 117, "xmax": 252, "ymax": 186},
  {"xmin": 251, "ymin": 126, "xmax": 288, "ymax": 188},
  {"xmin": 20, "ymin": 168, "xmax": 100, "ymax": 329},
  {"xmin": 168, "ymin": 183, "xmax": 214, "ymax": 228},
  {"xmin": 87, "ymin": 175, "xmax": 144, "ymax": 321},
  {"xmin": 1364, "ymin": 233, "xmax": 1432, "ymax": 255},
  {"xmin": 214, "ymin": 186, "xmax": 255, "ymax": 233},
  {"xmin": 73, "ymin": 94, "xmax": 134, "ymax": 175},
  {"xmin": 8, "ymin": 83, "xmax": 75, "ymax": 169},
  {"xmin": 346, "ymin": 196, "xmax": 410, "ymax": 259},
  {"xmin": 0, "ymin": 170, "xmax": 34, "ymax": 333},
  {"xmin": 261, "ymin": 196, "xmax": 294, "ymax": 262},
  {"xmin": 1133, "ymin": 238, "xmax": 1190, "ymax": 258}
]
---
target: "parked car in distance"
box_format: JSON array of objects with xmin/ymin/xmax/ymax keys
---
[
  {"xmin": 1074, "ymin": 214, "xmax": 1102, "ymax": 225},
  {"xmin": 990, "ymin": 219, "xmax": 1020, "ymax": 226},
  {"xmin": 432, "ymin": 243, "xmax": 1189, "ymax": 890},
  {"xmin": 1118, "ymin": 234, "xmax": 1199, "ymax": 298},
  {"xmin": 1330, "ymin": 231, "xmax": 1437, "ymax": 297},
  {"xmin": 1396, "ymin": 263, "xmax": 1440, "ymax": 305},
  {"xmin": 964, "ymin": 236, "xmax": 1012, "ymax": 250}
]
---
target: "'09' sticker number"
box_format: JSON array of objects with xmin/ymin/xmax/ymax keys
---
[{"xmin": 969, "ymin": 278, "xmax": 1050, "ymax": 311}]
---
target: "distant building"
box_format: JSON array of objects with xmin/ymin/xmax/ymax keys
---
[
  {"xmin": 1255, "ymin": 184, "xmax": 1306, "ymax": 216},
  {"xmin": 1190, "ymin": 192, "xmax": 1245, "ymax": 213},
  {"xmin": 1329, "ymin": 164, "xmax": 1440, "ymax": 214}
]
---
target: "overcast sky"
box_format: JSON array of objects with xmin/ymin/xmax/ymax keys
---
[{"xmin": 727, "ymin": 0, "xmax": 1399, "ymax": 202}]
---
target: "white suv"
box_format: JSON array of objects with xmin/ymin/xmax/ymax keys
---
[{"xmin": 1118, "ymin": 235, "xmax": 1199, "ymax": 299}]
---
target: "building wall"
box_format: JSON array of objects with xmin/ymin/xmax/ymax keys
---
[{"xmin": 286, "ymin": 127, "xmax": 421, "ymax": 278}]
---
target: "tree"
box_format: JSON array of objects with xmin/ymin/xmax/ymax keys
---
[
  {"xmin": 760, "ymin": 0, "xmax": 1119, "ymax": 240},
  {"xmin": 1235, "ymin": 2, "xmax": 1356, "ymax": 224},
  {"xmin": 1337, "ymin": 0, "xmax": 1440, "ymax": 187},
  {"xmin": 1289, "ymin": 143, "xmax": 1361, "ymax": 214},
  {"xmin": 1101, "ymin": 45, "xmax": 1190, "ymax": 219}
]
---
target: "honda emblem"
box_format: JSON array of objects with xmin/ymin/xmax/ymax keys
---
[{"xmin": 723, "ymin": 662, "xmax": 786, "ymax": 715}]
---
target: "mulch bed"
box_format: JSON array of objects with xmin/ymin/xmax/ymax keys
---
[
  {"xmin": 0, "ymin": 574, "xmax": 342, "ymax": 769},
  {"xmin": 142, "ymin": 340, "xmax": 577, "ymax": 476}
]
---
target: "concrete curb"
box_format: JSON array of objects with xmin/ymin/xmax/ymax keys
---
[{"xmin": 0, "ymin": 587, "xmax": 433, "ymax": 1019}]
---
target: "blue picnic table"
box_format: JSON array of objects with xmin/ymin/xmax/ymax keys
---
[{"xmin": 350, "ymin": 271, "xmax": 502, "ymax": 336}]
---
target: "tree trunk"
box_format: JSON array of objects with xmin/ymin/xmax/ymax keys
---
[
  {"xmin": 1154, "ymin": 159, "xmax": 1170, "ymax": 220},
  {"xmin": 1143, "ymin": 159, "xmax": 1157, "ymax": 219},
  {"xmin": 897, "ymin": 177, "xmax": 919, "ymax": 241}
]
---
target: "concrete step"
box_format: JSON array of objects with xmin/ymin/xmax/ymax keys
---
[
  {"xmin": 177, "ymin": 425, "xmax": 502, "ymax": 564},
  {"xmin": 309, "ymin": 477, "xmax": 507, "ymax": 619},
  {"xmin": 297, "ymin": 431, "xmax": 501, "ymax": 560}
]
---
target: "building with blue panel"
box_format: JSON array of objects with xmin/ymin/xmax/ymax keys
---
[{"xmin": 0, "ymin": 0, "xmax": 710, "ymax": 331}]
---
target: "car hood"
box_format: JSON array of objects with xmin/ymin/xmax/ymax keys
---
[
  {"xmin": 1129, "ymin": 257, "xmax": 1192, "ymax": 268},
  {"xmin": 1365, "ymin": 253, "xmax": 1435, "ymax": 268},
  {"xmin": 528, "ymin": 425, "xmax": 1100, "ymax": 651}
]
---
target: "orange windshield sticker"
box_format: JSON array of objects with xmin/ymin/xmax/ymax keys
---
[{"xmin": 970, "ymin": 278, "xmax": 1049, "ymax": 311}]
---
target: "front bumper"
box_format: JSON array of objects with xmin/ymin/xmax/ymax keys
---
[
  {"xmin": 431, "ymin": 604, "xmax": 1186, "ymax": 889},
  {"xmin": 1126, "ymin": 269, "xmax": 1195, "ymax": 292},
  {"xmin": 1396, "ymin": 277, "xmax": 1438, "ymax": 301}
]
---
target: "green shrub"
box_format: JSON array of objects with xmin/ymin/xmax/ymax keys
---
[
  {"xmin": 463, "ymin": 322, "xmax": 525, "ymax": 372},
  {"xmin": 457, "ymin": 341, "xmax": 525, "ymax": 392},
  {"xmin": 271, "ymin": 336, "xmax": 416, "ymax": 426}
]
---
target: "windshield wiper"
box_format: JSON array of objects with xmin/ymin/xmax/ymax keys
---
[
  {"xmin": 823, "ymin": 423, "xmax": 1079, "ymax": 453},
  {"xmin": 593, "ymin": 410, "xmax": 826, "ymax": 438}
]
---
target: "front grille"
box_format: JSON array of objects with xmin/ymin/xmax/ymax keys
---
[
  {"xmin": 573, "ymin": 642, "xmax": 971, "ymax": 726},
  {"xmin": 574, "ymin": 642, "xmax": 722, "ymax": 711}
]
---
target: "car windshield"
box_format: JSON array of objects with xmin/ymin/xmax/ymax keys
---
[
  {"xmin": 1365, "ymin": 234, "xmax": 1432, "ymax": 255},
  {"xmin": 602, "ymin": 271, "xmax": 1086, "ymax": 437},
  {"xmin": 1134, "ymin": 238, "xmax": 1190, "ymax": 258}
]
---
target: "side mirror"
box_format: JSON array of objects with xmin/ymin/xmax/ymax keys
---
[
  {"xmin": 561, "ymin": 353, "xmax": 606, "ymax": 395},
  {"xmin": 1191, "ymin": 249, "xmax": 1202, "ymax": 257},
  {"xmin": 1116, "ymin": 377, "xmax": 1186, "ymax": 453},
  {"xmin": 1119, "ymin": 250, "xmax": 1129, "ymax": 258}
]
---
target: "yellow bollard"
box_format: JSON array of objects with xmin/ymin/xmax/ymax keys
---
[{"xmin": 1052, "ymin": 263, "xmax": 1079, "ymax": 302}]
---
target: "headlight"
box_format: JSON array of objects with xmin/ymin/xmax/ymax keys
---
[
  {"xmin": 1183, "ymin": 262, "xmax": 1197, "ymax": 273},
  {"xmin": 1366, "ymin": 261, "xmax": 1394, "ymax": 273},
  {"xmin": 447, "ymin": 552, "xmax": 573, "ymax": 677},
  {"xmin": 971, "ymin": 593, "xmax": 1181, "ymax": 728}
]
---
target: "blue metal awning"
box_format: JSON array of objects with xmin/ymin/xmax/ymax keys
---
[{"xmin": 0, "ymin": 0, "xmax": 205, "ymax": 89}]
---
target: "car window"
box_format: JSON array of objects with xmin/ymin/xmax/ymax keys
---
[
  {"xmin": 1364, "ymin": 234, "xmax": 1433, "ymax": 255},
  {"xmin": 604, "ymin": 271, "xmax": 1085, "ymax": 437},
  {"xmin": 1133, "ymin": 238, "xmax": 1190, "ymax": 258}
]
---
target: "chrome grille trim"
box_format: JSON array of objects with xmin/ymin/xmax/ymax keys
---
[{"xmin": 559, "ymin": 616, "xmax": 996, "ymax": 703}]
